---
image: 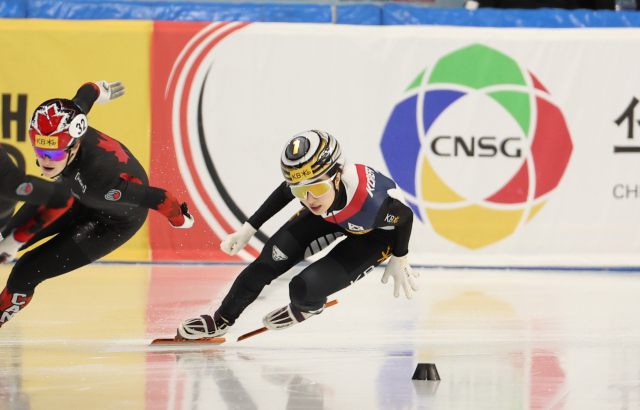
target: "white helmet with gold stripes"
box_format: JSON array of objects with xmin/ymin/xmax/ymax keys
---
[{"xmin": 281, "ymin": 130, "xmax": 343, "ymax": 186}]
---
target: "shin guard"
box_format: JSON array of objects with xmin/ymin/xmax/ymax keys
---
[{"xmin": 0, "ymin": 287, "xmax": 32, "ymax": 327}]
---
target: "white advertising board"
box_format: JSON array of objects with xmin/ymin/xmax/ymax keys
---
[{"xmin": 170, "ymin": 22, "xmax": 640, "ymax": 267}]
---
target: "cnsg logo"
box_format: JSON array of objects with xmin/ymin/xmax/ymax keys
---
[{"xmin": 380, "ymin": 44, "xmax": 573, "ymax": 249}]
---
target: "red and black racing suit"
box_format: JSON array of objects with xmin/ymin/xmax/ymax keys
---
[{"xmin": 0, "ymin": 83, "xmax": 189, "ymax": 327}]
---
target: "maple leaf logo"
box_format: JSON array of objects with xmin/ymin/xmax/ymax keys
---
[
  {"xmin": 34, "ymin": 103, "xmax": 73, "ymax": 135},
  {"xmin": 97, "ymin": 132, "xmax": 130, "ymax": 164}
]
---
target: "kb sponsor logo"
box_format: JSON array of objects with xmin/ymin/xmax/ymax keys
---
[{"xmin": 380, "ymin": 44, "xmax": 573, "ymax": 249}]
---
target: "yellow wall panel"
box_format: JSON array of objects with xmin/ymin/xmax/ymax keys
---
[{"xmin": 0, "ymin": 20, "xmax": 153, "ymax": 261}]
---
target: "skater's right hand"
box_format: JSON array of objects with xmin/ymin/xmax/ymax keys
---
[
  {"xmin": 220, "ymin": 222, "xmax": 257, "ymax": 256},
  {"xmin": 0, "ymin": 231, "xmax": 25, "ymax": 264}
]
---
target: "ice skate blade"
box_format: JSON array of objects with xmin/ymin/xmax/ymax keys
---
[{"xmin": 150, "ymin": 337, "xmax": 226, "ymax": 345}]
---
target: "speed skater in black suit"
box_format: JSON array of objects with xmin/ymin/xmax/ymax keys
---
[
  {"xmin": 0, "ymin": 81, "xmax": 195, "ymax": 328},
  {"xmin": 176, "ymin": 130, "xmax": 419, "ymax": 340}
]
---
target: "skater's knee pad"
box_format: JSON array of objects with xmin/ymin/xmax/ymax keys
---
[
  {"xmin": 7, "ymin": 267, "xmax": 41, "ymax": 295},
  {"xmin": 6, "ymin": 277, "xmax": 35, "ymax": 297},
  {"xmin": 7, "ymin": 237, "xmax": 93, "ymax": 295},
  {"xmin": 289, "ymin": 276, "xmax": 325, "ymax": 313},
  {"xmin": 238, "ymin": 262, "xmax": 280, "ymax": 292},
  {"xmin": 289, "ymin": 275, "xmax": 307, "ymax": 303},
  {"xmin": 7, "ymin": 258, "xmax": 42, "ymax": 295},
  {"xmin": 6, "ymin": 278, "xmax": 36, "ymax": 296}
]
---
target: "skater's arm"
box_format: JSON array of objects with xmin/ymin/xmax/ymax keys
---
[
  {"xmin": 100, "ymin": 176, "xmax": 192, "ymax": 227},
  {"xmin": 18, "ymin": 176, "xmax": 71, "ymax": 208},
  {"xmin": 138, "ymin": 187, "xmax": 191, "ymax": 227},
  {"xmin": 392, "ymin": 211, "xmax": 413, "ymax": 257},
  {"xmin": 0, "ymin": 148, "xmax": 70, "ymax": 208},
  {"xmin": 374, "ymin": 197, "xmax": 414, "ymax": 257},
  {"xmin": 377, "ymin": 199, "xmax": 419, "ymax": 299},
  {"xmin": 246, "ymin": 181, "xmax": 295, "ymax": 230},
  {"xmin": 218, "ymin": 182, "xmax": 293, "ymax": 256},
  {"xmin": 72, "ymin": 81, "xmax": 125, "ymax": 114}
]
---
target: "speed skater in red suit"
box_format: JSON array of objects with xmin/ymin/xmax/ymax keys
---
[{"xmin": 0, "ymin": 81, "xmax": 195, "ymax": 328}]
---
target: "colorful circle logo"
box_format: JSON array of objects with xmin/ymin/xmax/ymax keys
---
[{"xmin": 381, "ymin": 44, "xmax": 573, "ymax": 249}]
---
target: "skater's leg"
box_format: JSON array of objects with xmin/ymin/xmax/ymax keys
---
[
  {"xmin": 290, "ymin": 235, "xmax": 393, "ymax": 312},
  {"xmin": 262, "ymin": 234, "xmax": 392, "ymax": 331},
  {"xmin": 178, "ymin": 210, "xmax": 344, "ymax": 340},
  {"xmin": 0, "ymin": 237, "xmax": 92, "ymax": 326},
  {"xmin": 218, "ymin": 209, "xmax": 343, "ymax": 324},
  {"xmin": 0, "ymin": 212, "xmax": 146, "ymax": 327},
  {"xmin": 0, "ymin": 202, "xmax": 83, "ymax": 325},
  {"xmin": 217, "ymin": 230, "xmax": 305, "ymax": 324}
]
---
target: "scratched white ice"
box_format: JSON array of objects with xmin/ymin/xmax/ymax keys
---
[{"xmin": 1, "ymin": 263, "xmax": 640, "ymax": 409}]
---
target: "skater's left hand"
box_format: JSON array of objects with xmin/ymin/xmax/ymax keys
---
[
  {"xmin": 94, "ymin": 80, "xmax": 126, "ymax": 104},
  {"xmin": 381, "ymin": 255, "xmax": 419, "ymax": 299},
  {"xmin": 0, "ymin": 231, "xmax": 25, "ymax": 264}
]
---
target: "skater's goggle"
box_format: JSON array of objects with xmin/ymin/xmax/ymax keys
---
[
  {"xmin": 290, "ymin": 174, "xmax": 337, "ymax": 199},
  {"xmin": 33, "ymin": 147, "xmax": 69, "ymax": 161}
]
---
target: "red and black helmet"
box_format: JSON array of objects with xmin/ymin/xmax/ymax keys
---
[{"xmin": 28, "ymin": 99, "xmax": 88, "ymax": 151}]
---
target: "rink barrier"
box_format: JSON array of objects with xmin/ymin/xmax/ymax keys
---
[
  {"xmin": 0, "ymin": 0, "xmax": 24, "ymax": 17},
  {"xmin": 0, "ymin": 0, "xmax": 638, "ymax": 27},
  {"xmin": 28, "ymin": 0, "xmax": 334, "ymax": 23},
  {"xmin": 89, "ymin": 260, "xmax": 640, "ymax": 272},
  {"xmin": 382, "ymin": 5, "xmax": 640, "ymax": 26}
]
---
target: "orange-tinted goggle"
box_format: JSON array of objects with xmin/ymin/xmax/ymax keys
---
[{"xmin": 290, "ymin": 174, "xmax": 336, "ymax": 199}]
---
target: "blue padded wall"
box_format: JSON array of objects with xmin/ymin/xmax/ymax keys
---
[
  {"xmin": 382, "ymin": 5, "xmax": 640, "ymax": 27},
  {"xmin": 0, "ymin": 0, "xmax": 26, "ymax": 17},
  {"xmin": 337, "ymin": 4, "xmax": 382, "ymax": 25},
  {"xmin": 28, "ymin": 0, "xmax": 332, "ymax": 22},
  {"xmin": 14, "ymin": 0, "xmax": 640, "ymax": 27}
]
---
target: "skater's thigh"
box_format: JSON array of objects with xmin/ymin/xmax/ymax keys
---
[
  {"xmin": 8, "ymin": 212, "xmax": 147, "ymax": 293},
  {"xmin": 19, "ymin": 201, "xmax": 84, "ymax": 251},
  {"xmin": 75, "ymin": 211, "xmax": 147, "ymax": 262},
  {"xmin": 282, "ymin": 208, "xmax": 345, "ymax": 253},
  {"xmin": 295, "ymin": 234, "xmax": 391, "ymax": 301},
  {"xmin": 255, "ymin": 208, "xmax": 345, "ymax": 269},
  {"xmin": 8, "ymin": 227, "xmax": 92, "ymax": 293}
]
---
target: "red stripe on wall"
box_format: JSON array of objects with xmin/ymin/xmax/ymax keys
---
[
  {"xmin": 175, "ymin": 22, "xmax": 260, "ymax": 259},
  {"xmin": 150, "ymin": 21, "xmax": 245, "ymax": 261}
]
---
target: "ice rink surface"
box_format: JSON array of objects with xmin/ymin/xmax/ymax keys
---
[{"xmin": 1, "ymin": 262, "xmax": 640, "ymax": 409}]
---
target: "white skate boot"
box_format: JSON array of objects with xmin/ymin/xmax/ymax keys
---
[
  {"xmin": 263, "ymin": 303, "xmax": 325, "ymax": 331},
  {"xmin": 177, "ymin": 312, "xmax": 230, "ymax": 340}
]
